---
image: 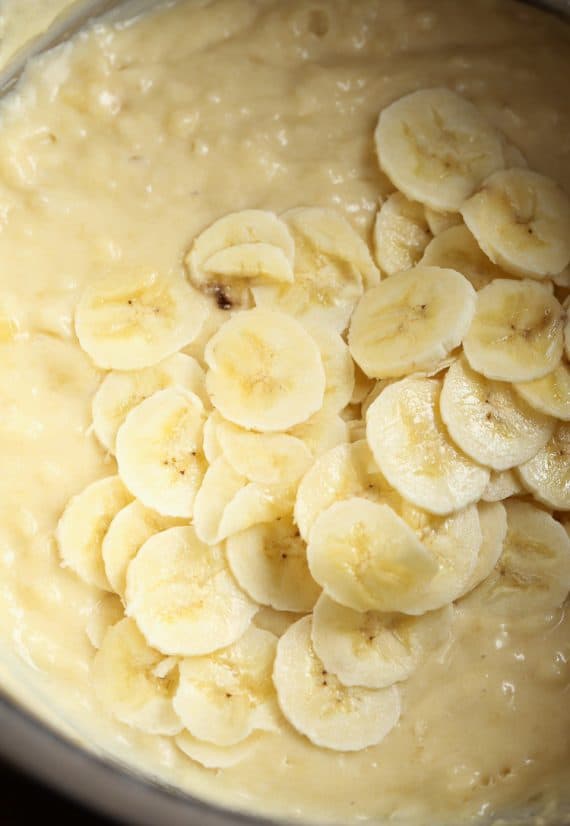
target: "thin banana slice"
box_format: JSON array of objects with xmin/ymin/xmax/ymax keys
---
[
  {"xmin": 193, "ymin": 458, "xmax": 246, "ymax": 545},
  {"xmin": 374, "ymin": 88, "xmax": 504, "ymax": 212},
  {"xmin": 92, "ymin": 353, "xmax": 206, "ymax": 453},
  {"xmin": 460, "ymin": 501, "xmax": 507, "ymax": 596},
  {"xmin": 203, "ymin": 243, "xmax": 294, "ymax": 284},
  {"xmin": 273, "ymin": 616, "xmax": 401, "ymax": 752},
  {"xmin": 173, "ymin": 627, "xmax": 278, "ymax": 746},
  {"xmin": 217, "ymin": 481, "xmax": 295, "ymax": 542},
  {"xmin": 91, "ymin": 618, "xmax": 182, "ymax": 735},
  {"xmin": 304, "ymin": 322, "xmax": 355, "ymax": 413},
  {"xmin": 205, "ymin": 308, "xmax": 325, "ymax": 431},
  {"xmin": 373, "ymin": 192, "xmax": 432, "ymax": 276},
  {"xmin": 367, "ymin": 378, "xmax": 490, "ymax": 516},
  {"xmin": 518, "ymin": 424, "xmax": 570, "ymax": 510},
  {"xmin": 514, "ymin": 362, "xmax": 570, "ymax": 421},
  {"xmin": 461, "ymin": 168, "xmax": 570, "ymax": 279},
  {"xmin": 56, "ymin": 476, "xmax": 132, "ymax": 591},
  {"xmin": 421, "ymin": 224, "xmax": 508, "ymax": 291},
  {"xmin": 463, "ymin": 279, "xmax": 564, "ymax": 382},
  {"xmin": 424, "ymin": 208, "xmax": 462, "ymax": 237},
  {"xmin": 126, "ymin": 526, "xmax": 257, "ymax": 656},
  {"xmin": 348, "ymin": 266, "xmax": 475, "ymax": 379},
  {"xmin": 226, "ymin": 515, "xmax": 320, "ymax": 612},
  {"xmin": 75, "ymin": 269, "xmax": 208, "ymax": 370},
  {"xmin": 116, "ymin": 388, "xmax": 206, "ymax": 518},
  {"xmin": 311, "ymin": 594, "xmax": 453, "ymax": 689},
  {"xmin": 86, "ymin": 594, "xmax": 124, "ymax": 649},
  {"xmin": 481, "ymin": 470, "xmax": 524, "ymax": 502},
  {"xmin": 203, "ymin": 411, "xmax": 223, "ymax": 463},
  {"xmin": 307, "ymin": 497, "xmax": 437, "ymax": 614},
  {"xmin": 288, "ymin": 409, "xmax": 348, "ymax": 458},
  {"xmin": 176, "ymin": 731, "xmax": 263, "ymax": 769},
  {"xmin": 253, "ymin": 207, "xmax": 379, "ymax": 332},
  {"xmin": 440, "ymin": 355, "xmax": 554, "ymax": 471}
]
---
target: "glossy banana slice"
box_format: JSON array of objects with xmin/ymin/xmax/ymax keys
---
[
  {"xmin": 348, "ymin": 266, "xmax": 475, "ymax": 379},
  {"xmin": 461, "ymin": 168, "xmax": 570, "ymax": 279},
  {"xmin": 421, "ymin": 224, "xmax": 508, "ymax": 291},
  {"xmin": 202, "ymin": 410, "xmax": 223, "ymax": 463},
  {"xmin": 374, "ymin": 88, "xmax": 504, "ymax": 211},
  {"xmin": 125, "ymin": 526, "xmax": 257, "ymax": 656},
  {"xmin": 366, "ymin": 378, "xmax": 489, "ymax": 516},
  {"xmin": 205, "ymin": 308, "xmax": 325, "ymax": 431},
  {"xmin": 481, "ymin": 470, "xmax": 524, "ymax": 502},
  {"xmin": 518, "ymin": 424, "xmax": 570, "ymax": 510},
  {"xmin": 463, "ymin": 279, "xmax": 564, "ymax": 382},
  {"xmin": 373, "ymin": 192, "xmax": 432, "ymax": 275},
  {"xmin": 86, "ymin": 594, "xmax": 124, "ymax": 649},
  {"xmin": 514, "ymin": 362, "xmax": 570, "ymax": 421},
  {"xmin": 75, "ymin": 269, "xmax": 208, "ymax": 370},
  {"xmin": 217, "ymin": 481, "xmax": 295, "ymax": 542},
  {"xmin": 273, "ymin": 616, "xmax": 401, "ymax": 752},
  {"xmin": 176, "ymin": 731, "xmax": 263, "ymax": 769},
  {"xmin": 304, "ymin": 322, "xmax": 355, "ymax": 413},
  {"xmin": 288, "ymin": 409, "xmax": 348, "ymax": 458},
  {"xmin": 460, "ymin": 501, "xmax": 507, "ymax": 596},
  {"xmin": 193, "ymin": 458, "xmax": 246, "ymax": 545}
]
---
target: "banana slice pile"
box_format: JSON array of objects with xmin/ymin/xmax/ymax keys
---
[{"xmin": 58, "ymin": 87, "xmax": 570, "ymax": 769}]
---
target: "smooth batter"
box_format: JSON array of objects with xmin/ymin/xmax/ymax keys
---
[{"xmin": 0, "ymin": 0, "xmax": 569, "ymax": 823}]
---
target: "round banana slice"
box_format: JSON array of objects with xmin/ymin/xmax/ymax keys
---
[
  {"xmin": 311, "ymin": 594, "xmax": 453, "ymax": 689},
  {"xmin": 56, "ymin": 475, "xmax": 132, "ymax": 591},
  {"xmin": 193, "ymin": 458, "xmax": 246, "ymax": 545},
  {"xmin": 481, "ymin": 469, "xmax": 524, "ymax": 502},
  {"xmin": 116, "ymin": 388, "xmax": 206, "ymax": 518},
  {"xmin": 440, "ymin": 355, "xmax": 554, "ymax": 471},
  {"xmin": 205, "ymin": 308, "xmax": 325, "ymax": 432},
  {"xmin": 126, "ymin": 526, "xmax": 257, "ymax": 656},
  {"xmin": 460, "ymin": 501, "xmax": 507, "ymax": 597},
  {"xmin": 424, "ymin": 208, "xmax": 462, "ymax": 237},
  {"xmin": 373, "ymin": 192, "xmax": 432, "ymax": 276},
  {"xmin": 176, "ymin": 731, "xmax": 262, "ymax": 769},
  {"xmin": 217, "ymin": 481, "xmax": 295, "ymax": 542},
  {"xmin": 75, "ymin": 268, "xmax": 208, "ymax": 370},
  {"xmin": 92, "ymin": 353, "xmax": 206, "ymax": 454},
  {"xmin": 514, "ymin": 362, "xmax": 570, "ymax": 421},
  {"xmin": 461, "ymin": 168, "xmax": 570, "ymax": 279},
  {"xmin": 226, "ymin": 515, "xmax": 321, "ymax": 612},
  {"xmin": 91, "ymin": 618, "xmax": 182, "ymax": 735},
  {"xmin": 173, "ymin": 627, "xmax": 278, "ymax": 747},
  {"xmin": 348, "ymin": 266, "xmax": 476, "ymax": 379},
  {"xmin": 86, "ymin": 594, "xmax": 124, "ymax": 649},
  {"xmin": 421, "ymin": 224, "xmax": 508, "ymax": 291},
  {"xmin": 288, "ymin": 409, "xmax": 348, "ymax": 458},
  {"xmin": 518, "ymin": 424, "xmax": 570, "ymax": 510},
  {"xmin": 367, "ymin": 378, "xmax": 490, "ymax": 516},
  {"xmin": 304, "ymin": 322, "xmax": 355, "ymax": 413},
  {"xmin": 307, "ymin": 497, "xmax": 437, "ymax": 614},
  {"xmin": 463, "ymin": 279, "xmax": 564, "ymax": 382},
  {"xmin": 273, "ymin": 616, "xmax": 401, "ymax": 752},
  {"xmin": 374, "ymin": 88, "xmax": 504, "ymax": 212},
  {"xmin": 253, "ymin": 207, "xmax": 379, "ymax": 332}
]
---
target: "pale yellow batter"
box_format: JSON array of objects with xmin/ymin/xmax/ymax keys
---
[{"xmin": 0, "ymin": 0, "xmax": 569, "ymax": 823}]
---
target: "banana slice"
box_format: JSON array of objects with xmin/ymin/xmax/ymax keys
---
[
  {"xmin": 374, "ymin": 88, "xmax": 504, "ymax": 212},
  {"xmin": 481, "ymin": 469, "xmax": 524, "ymax": 502},
  {"xmin": 360, "ymin": 379, "xmax": 393, "ymax": 420},
  {"xmin": 126, "ymin": 526, "xmax": 257, "ymax": 656},
  {"xmin": 518, "ymin": 424, "xmax": 570, "ymax": 510},
  {"xmin": 217, "ymin": 481, "xmax": 295, "ymax": 542},
  {"xmin": 116, "ymin": 388, "xmax": 206, "ymax": 518},
  {"xmin": 424, "ymin": 208, "xmax": 462, "ymax": 237},
  {"xmin": 554, "ymin": 266, "xmax": 570, "ymax": 289},
  {"xmin": 463, "ymin": 279, "xmax": 564, "ymax": 382},
  {"xmin": 367, "ymin": 378, "xmax": 490, "ymax": 516},
  {"xmin": 421, "ymin": 224, "xmax": 508, "ymax": 291},
  {"xmin": 514, "ymin": 362, "xmax": 570, "ymax": 421},
  {"xmin": 273, "ymin": 616, "xmax": 401, "ymax": 752},
  {"xmin": 226, "ymin": 515, "xmax": 321, "ymax": 612},
  {"xmin": 461, "ymin": 168, "xmax": 570, "ymax": 279},
  {"xmin": 348, "ymin": 266, "xmax": 475, "ymax": 379},
  {"xmin": 373, "ymin": 192, "xmax": 432, "ymax": 276},
  {"xmin": 253, "ymin": 207, "xmax": 379, "ymax": 332},
  {"xmin": 86, "ymin": 594, "xmax": 124, "ymax": 649},
  {"xmin": 304, "ymin": 322, "xmax": 355, "ymax": 413},
  {"xmin": 173, "ymin": 627, "xmax": 278, "ymax": 746},
  {"xmin": 91, "ymin": 618, "xmax": 182, "ymax": 735},
  {"xmin": 288, "ymin": 409, "xmax": 348, "ymax": 458},
  {"xmin": 92, "ymin": 354, "xmax": 206, "ymax": 454},
  {"xmin": 460, "ymin": 501, "xmax": 507, "ymax": 596},
  {"xmin": 176, "ymin": 731, "xmax": 263, "ymax": 769},
  {"xmin": 205, "ymin": 308, "xmax": 325, "ymax": 431},
  {"xmin": 440, "ymin": 355, "xmax": 554, "ymax": 471},
  {"xmin": 254, "ymin": 607, "xmax": 304, "ymax": 638},
  {"xmin": 351, "ymin": 364, "xmax": 375, "ymax": 405},
  {"xmin": 56, "ymin": 475, "xmax": 132, "ymax": 591},
  {"xmin": 75, "ymin": 268, "xmax": 208, "ymax": 370},
  {"xmin": 311, "ymin": 594, "xmax": 453, "ymax": 689},
  {"xmin": 193, "ymin": 458, "xmax": 246, "ymax": 545},
  {"xmin": 307, "ymin": 497, "xmax": 437, "ymax": 614},
  {"xmin": 203, "ymin": 411, "xmax": 223, "ymax": 464}
]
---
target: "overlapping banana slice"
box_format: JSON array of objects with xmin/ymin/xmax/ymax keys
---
[
  {"xmin": 348, "ymin": 266, "xmax": 475, "ymax": 379},
  {"xmin": 424, "ymin": 208, "xmax": 462, "ymax": 237},
  {"xmin": 460, "ymin": 501, "xmax": 507, "ymax": 596},
  {"xmin": 86, "ymin": 594, "xmax": 124, "ymax": 649},
  {"xmin": 216, "ymin": 480, "xmax": 295, "ymax": 542},
  {"xmin": 518, "ymin": 423, "xmax": 570, "ymax": 510},
  {"xmin": 193, "ymin": 457, "xmax": 246, "ymax": 545},
  {"xmin": 304, "ymin": 322, "xmax": 355, "ymax": 413},
  {"xmin": 373, "ymin": 192, "xmax": 432, "ymax": 276},
  {"xmin": 273, "ymin": 616, "xmax": 401, "ymax": 751},
  {"xmin": 421, "ymin": 225, "xmax": 509, "ymax": 291},
  {"xmin": 514, "ymin": 362, "xmax": 570, "ymax": 421},
  {"xmin": 288, "ymin": 408, "xmax": 348, "ymax": 457},
  {"xmin": 481, "ymin": 470, "xmax": 524, "ymax": 503},
  {"xmin": 254, "ymin": 607, "xmax": 304, "ymax": 638},
  {"xmin": 176, "ymin": 731, "xmax": 263, "ymax": 769},
  {"xmin": 75, "ymin": 269, "xmax": 208, "ymax": 370}
]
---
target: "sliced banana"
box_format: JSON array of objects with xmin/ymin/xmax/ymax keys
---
[
  {"xmin": 176, "ymin": 731, "xmax": 262, "ymax": 769},
  {"xmin": 374, "ymin": 88, "xmax": 504, "ymax": 212},
  {"xmin": 461, "ymin": 168, "xmax": 570, "ymax": 279},
  {"xmin": 440, "ymin": 355, "xmax": 554, "ymax": 471},
  {"xmin": 373, "ymin": 192, "xmax": 432, "ymax": 275},
  {"xmin": 173, "ymin": 627, "xmax": 278, "ymax": 747},
  {"xmin": 348, "ymin": 266, "xmax": 476, "ymax": 379},
  {"xmin": 514, "ymin": 362, "xmax": 570, "ymax": 421},
  {"xmin": 91, "ymin": 618, "xmax": 182, "ymax": 735},
  {"xmin": 367, "ymin": 378, "xmax": 490, "ymax": 516},
  {"xmin": 311, "ymin": 594, "xmax": 453, "ymax": 689},
  {"xmin": 56, "ymin": 475, "xmax": 132, "ymax": 591},
  {"xmin": 86, "ymin": 594, "xmax": 124, "ymax": 649},
  {"xmin": 304, "ymin": 322, "xmax": 355, "ymax": 413},
  {"xmin": 460, "ymin": 501, "xmax": 507, "ymax": 596},
  {"xmin": 288, "ymin": 409, "xmax": 348, "ymax": 458},
  {"xmin": 205, "ymin": 308, "xmax": 325, "ymax": 431},
  {"xmin": 273, "ymin": 616, "xmax": 401, "ymax": 752},
  {"xmin": 203, "ymin": 410, "xmax": 223, "ymax": 464},
  {"xmin": 217, "ymin": 481, "xmax": 295, "ymax": 542},
  {"xmin": 481, "ymin": 469, "xmax": 524, "ymax": 502},
  {"xmin": 75, "ymin": 268, "xmax": 208, "ymax": 370},
  {"xmin": 351, "ymin": 364, "xmax": 376, "ymax": 405},
  {"xmin": 92, "ymin": 353, "xmax": 206, "ymax": 454},
  {"xmin": 125, "ymin": 526, "xmax": 257, "ymax": 656},
  {"xmin": 193, "ymin": 458, "xmax": 246, "ymax": 545},
  {"xmin": 254, "ymin": 607, "xmax": 304, "ymax": 638},
  {"xmin": 116, "ymin": 388, "xmax": 206, "ymax": 518},
  {"xmin": 421, "ymin": 224, "xmax": 508, "ymax": 291},
  {"xmin": 424, "ymin": 207, "xmax": 462, "ymax": 237},
  {"xmin": 226, "ymin": 515, "xmax": 320, "ymax": 612},
  {"xmin": 463, "ymin": 278, "xmax": 564, "ymax": 382},
  {"xmin": 307, "ymin": 497, "xmax": 437, "ymax": 614},
  {"xmin": 518, "ymin": 424, "xmax": 570, "ymax": 510}
]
